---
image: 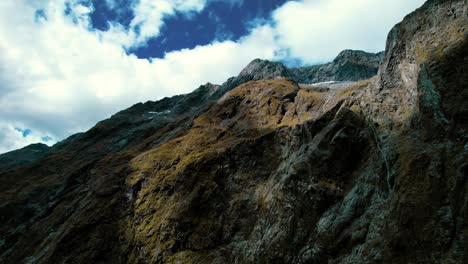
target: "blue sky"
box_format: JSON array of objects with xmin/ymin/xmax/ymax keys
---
[
  {"xmin": 91, "ymin": 0, "xmax": 290, "ymax": 58},
  {"xmin": 0, "ymin": 0, "xmax": 425, "ymax": 153}
]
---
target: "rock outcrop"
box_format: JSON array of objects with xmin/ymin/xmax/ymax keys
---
[
  {"xmin": 290, "ymin": 50, "xmax": 384, "ymax": 84},
  {"xmin": 0, "ymin": 0, "xmax": 466, "ymax": 263}
]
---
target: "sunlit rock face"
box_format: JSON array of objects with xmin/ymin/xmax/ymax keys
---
[{"xmin": 0, "ymin": 0, "xmax": 467, "ymax": 263}]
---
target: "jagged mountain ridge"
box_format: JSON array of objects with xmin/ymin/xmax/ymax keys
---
[
  {"xmin": 235, "ymin": 49, "xmax": 383, "ymax": 85},
  {"xmin": 0, "ymin": 48, "xmax": 381, "ymax": 170},
  {"xmin": 0, "ymin": 0, "xmax": 467, "ymax": 263}
]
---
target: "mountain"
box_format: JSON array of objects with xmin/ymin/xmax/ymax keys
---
[
  {"xmin": 0, "ymin": 143, "xmax": 50, "ymax": 173},
  {"xmin": 289, "ymin": 49, "xmax": 384, "ymax": 83},
  {"xmin": 232, "ymin": 49, "xmax": 383, "ymax": 85},
  {"xmin": 0, "ymin": 0, "xmax": 466, "ymax": 263}
]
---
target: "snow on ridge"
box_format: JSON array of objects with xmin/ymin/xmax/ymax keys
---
[
  {"xmin": 148, "ymin": 110, "xmax": 171, "ymax": 115},
  {"xmin": 146, "ymin": 110, "xmax": 171, "ymax": 120},
  {"xmin": 310, "ymin": 81, "xmax": 338, "ymax": 86}
]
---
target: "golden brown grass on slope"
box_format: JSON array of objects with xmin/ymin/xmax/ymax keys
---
[
  {"xmin": 124, "ymin": 79, "xmax": 309, "ymax": 261},
  {"xmin": 122, "ymin": 77, "xmax": 375, "ymax": 262}
]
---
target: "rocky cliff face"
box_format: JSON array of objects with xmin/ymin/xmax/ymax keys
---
[
  {"xmin": 0, "ymin": 0, "xmax": 467, "ymax": 263},
  {"xmin": 290, "ymin": 50, "xmax": 384, "ymax": 84}
]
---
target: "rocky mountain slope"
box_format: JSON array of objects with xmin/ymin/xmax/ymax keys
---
[
  {"xmin": 0, "ymin": 0, "xmax": 467, "ymax": 263},
  {"xmin": 0, "ymin": 144, "xmax": 50, "ymax": 173}
]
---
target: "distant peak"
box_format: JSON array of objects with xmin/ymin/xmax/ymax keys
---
[
  {"xmin": 242, "ymin": 58, "xmax": 278, "ymax": 70},
  {"xmin": 336, "ymin": 49, "xmax": 382, "ymax": 57},
  {"xmin": 239, "ymin": 58, "xmax": 290, "ymax": 80},
  {"xmin": 333, "ymin": 49, "xmax": 384, "ymax": 65},
  {"xmin": 24, "ymin": 143, "xmax": 50, "ymax": 150},
  {"xmin": 199, "ymin": 82, "xmax": 221, "ymax": 92}
]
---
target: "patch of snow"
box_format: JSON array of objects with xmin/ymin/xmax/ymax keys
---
[
  {"xmin": 146, "ymin": 110, "xmax": 172, "ymax": 120},
  {"xmin": 148, "ymin": 110, "xmax": 171, "ymax": 115},
  {"xmin": 310, "ymin": 81, "xmax": 338, "ymax": 86}
]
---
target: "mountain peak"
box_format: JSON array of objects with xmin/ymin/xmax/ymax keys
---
[
  {"xmin": 0, "ymin": 143, "xmax": 50, "ymax": 172},
  {"xmin": 237, "ymin": 51, "xmax": 385, "ymax": 85},
  {"xmin": 238, "ymin": 58, "xmax": 290, "ymax": 80},
  {"xmin": 333, "ymin": 49, "xmax": 384, "ymax": 64}
]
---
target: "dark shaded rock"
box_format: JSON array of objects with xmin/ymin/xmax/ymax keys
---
[
  {"xmin": 290, "ymin": 50, "xmax": 384, "ymax": 84},
  {"xmin": 0, "ymin": 143, "xmax": 50, "ymax": 172}
]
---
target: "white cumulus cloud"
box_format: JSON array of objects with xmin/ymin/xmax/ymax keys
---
[{"xmin": 271, "ymin": 0, "xmax": 425, "ymax": 63}]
